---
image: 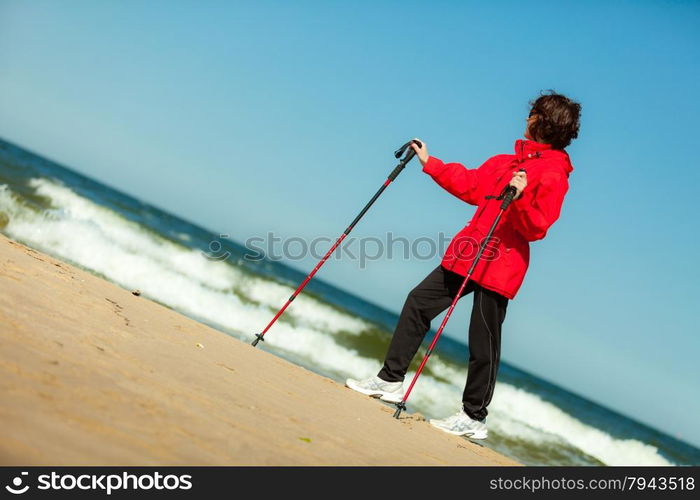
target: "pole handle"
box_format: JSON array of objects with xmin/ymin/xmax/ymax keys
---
[
  {"xmin": 393, "ymin": 139, "xmax": 422, "ymax": 159},
  {"xmin": 500, "ymin": 186, "xmax": 516, "ymax": 210},
  {"xmin": 388, "ymin": 158, "xmax": 408, "ymax": 181},
  {"xmin": 388, "ymin": 139, "xmax": 422, "ymax": 181},
  {"xmin": 388, "ymin": 166, "xmax": 403, "ymax": 182},
  {"xmin": 500, "ymin": 168, "xmax": 526, "ymax": 209}
]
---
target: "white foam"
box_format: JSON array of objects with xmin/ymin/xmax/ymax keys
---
[
  {"xmin": 488, "ymin": 384, "xmax": 673, "ymax": 465},
  {"xmin": 242, "ymin": 276, "xmax": 370, "ymax": 334},
  {"xmin": 0, "ymin": 178, "xmax": 675, "ymax": 466}
]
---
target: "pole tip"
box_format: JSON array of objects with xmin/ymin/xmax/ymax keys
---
[
  {"xmin": 393, "ymin": 402, "xmax": 406, "ymax": 419},
  {"xmin": 251, "ymin": 333, "xmax": 264, "ymax": 347}
]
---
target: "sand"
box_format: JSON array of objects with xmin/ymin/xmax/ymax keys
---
[{"xmin": 0, "ymin": 234, "xmax": 519, "ymax": 465}]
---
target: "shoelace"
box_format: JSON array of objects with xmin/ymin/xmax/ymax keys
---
[{"xmin": 443, "ymin": 409, "xmax": 467, "ymax": 424}]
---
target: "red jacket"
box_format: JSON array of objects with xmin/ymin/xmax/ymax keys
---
[{"xmin": 423, "ymin": 139, "xmax": 574, "ymax": 299}]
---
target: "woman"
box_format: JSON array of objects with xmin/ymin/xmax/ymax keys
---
[{"xmin": 346, "ymin": 91, "xmax": 581, "ymax": 439}]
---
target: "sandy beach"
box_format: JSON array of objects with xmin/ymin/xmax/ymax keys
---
[{"xmin": 0, "ymin": 234, "xmax": 519, "ymax": 466}]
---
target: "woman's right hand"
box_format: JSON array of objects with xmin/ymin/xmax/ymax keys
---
[{"xmin": 410, "ymin": 138, "xmax": 429, "ymax": 166}]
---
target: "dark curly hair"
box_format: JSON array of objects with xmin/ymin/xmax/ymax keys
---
[{"xmin": 528, "ymin": 91, "xmax": 581, "ymax": 150}]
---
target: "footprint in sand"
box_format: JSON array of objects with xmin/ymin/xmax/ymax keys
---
[{"xmin": 105, "ymin": 298, "xmax": 131, "ymax": 327}]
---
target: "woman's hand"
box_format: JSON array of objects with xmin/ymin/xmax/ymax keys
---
[
  {"xmin": 410, "ymin": 138, "xmax": 429, "ymax": 166},
  {"xmin": 509, "ymin": 170, "xmax": 528, "ymax": 199}
]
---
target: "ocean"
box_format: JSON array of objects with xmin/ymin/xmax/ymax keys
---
[{"xmin": 1, "ymin": 137, "xmax": 698, "ymax": 466}]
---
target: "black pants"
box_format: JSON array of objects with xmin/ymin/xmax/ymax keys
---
[{"xmin": 378, "ymin": 265, "xmax": 508, "ymax": 421}]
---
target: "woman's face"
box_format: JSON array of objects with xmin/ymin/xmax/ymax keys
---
[{"xmin": 525, "ymin": 111, "xmax": 538, "ymax": 141}]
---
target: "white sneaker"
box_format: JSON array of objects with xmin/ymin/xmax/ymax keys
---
[
  {"xmin": 430, "ymin": 409, "xmax": 488, "ymax": 439},
  {"xmin": 345, "ymin": 375, "xmax": 405, "ymax": 403}
]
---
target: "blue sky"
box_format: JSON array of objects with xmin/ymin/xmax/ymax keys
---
[{"xmin": 1, "ymin": 1, "xmax": 699, "ymax": 447}]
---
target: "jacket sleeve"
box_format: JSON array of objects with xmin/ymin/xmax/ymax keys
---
[
  {"xmin": 509, "ymin": 171, "xmax": 569, "ymax": 242},
  {"xmin": 422, "ymin": 155, "xmax": 499, "ymax": 206}
]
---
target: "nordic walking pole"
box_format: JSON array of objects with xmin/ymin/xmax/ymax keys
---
[
  {"xmin": 393, "ymin": 168, "xmax": 526, "ymax": 418},
  {"xmin": 251, "ymin": 139, "xmax": 422, "ymax": 347}
]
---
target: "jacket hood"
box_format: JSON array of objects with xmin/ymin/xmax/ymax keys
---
[{"xmin": 514, "ymin": 139, "xmax": 574, "ymax": 175}]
